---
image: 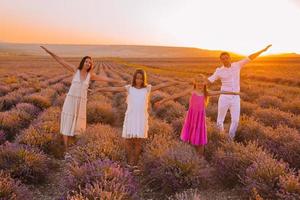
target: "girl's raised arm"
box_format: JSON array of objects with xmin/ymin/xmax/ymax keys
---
[
  {"xmin": 90, "ymin": 73, "xmax": 126, "ymax": 84},
  {"xmin": 40, "ymin": 46, "xmax": 76, "ymax": 73},
  {"xmin": 96, "ymin": 86, "xmax": 127, "ymax": 93},
  {"xmin": 151, "ymin": 81, "xmax": 179, "ymax": 92},
  {"xmin": 207, "ymin": 91, "xmax": 241, "ymax": 96},
  {"xmin": 155, "ymin": 89, "xmax": 193, "ymax": 107}
]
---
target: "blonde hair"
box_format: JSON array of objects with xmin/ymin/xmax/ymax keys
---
[{"xmin": 193, "ymin": 74, "xmax": 209, "ymax": 106}]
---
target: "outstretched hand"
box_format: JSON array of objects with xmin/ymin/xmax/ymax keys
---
[
  {"xmin": 263, "ymin": 44, "xmax": 272, "ymax": 52},
  {"xmin": 249, "ymin": 44, "xmax": 273, "ymax": 60},
  {"xmin": 119, "ymin": 80, "xmax": 127, "ymax": 84}
]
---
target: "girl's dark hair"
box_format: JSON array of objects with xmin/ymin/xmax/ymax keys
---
[
  {"xmin": 132, "ymin": 69, "xmax": 147, "ymax": 88},
  {"xmin": 78, "ymin": 56, "xmax": 92, "ymax": 72}
]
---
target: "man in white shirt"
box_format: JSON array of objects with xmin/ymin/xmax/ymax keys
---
[{"xmin": 208, "ymin": 45, "xmax": 272, "ymax": 139}]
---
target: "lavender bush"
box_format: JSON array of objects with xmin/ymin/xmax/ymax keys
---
[
  {"xmin": 0, "ymin": 142, "xmax": 50, "ymax": 184},
  {"xmin": 87, "ymin": 101, "xmax": 115, "ymax": 125},
  {"xmin": 0, "ymin": 131, "xmax": 6, "ymax": 145},
  {"xmin": 212, "ymin": 141, "xmax": 271, "ymax": 187},
  {"xmin": 154, "ymin": 101, "xmax": 186, "ymax": 123},
  {"xmin": 0, "ymin": 85, "xmax": 10, "ymax": 96},
  {"xmin": 276, "ymin": 171, "xmax": 300, "ymax": 200},
  {"xmin": 66, "ymin": 159, "xmax": 138, "ymax": 199},
  {"xmin": 23, "ymin": 94, "xmax": 51, "ymax": 109},
  {"xmin": 148, "ymin": 117, "xmax": 174, "ymax": 140},
  {"xmin": 17, "ymin": 107, "xmax": 62, "ymax": 158},
  {"xmin": 69, "ymin": 124, "xmax": 126, "ymax": 165},
  {"xmin": 0, "ymin": 170, "xmax": 32, "ymax": 200},
  {"xmin": 140, "ymin": 135, "xmax": 207, "ymax": 196},
  {"xmin": 236, "ymin": 116, "xmax": 300, "ymax": 168},
  {"xmin": 243, "ymin": 153, "xmax": 290, "ymax": 199}
]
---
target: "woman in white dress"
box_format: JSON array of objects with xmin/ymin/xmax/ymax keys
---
[
  {"xmin": 40, "ymin": 46, "xmax": 125, "ymax": 150},
  {"xmin": 97, "ymin": 69, "xmax": 178, "ymax": 166}
]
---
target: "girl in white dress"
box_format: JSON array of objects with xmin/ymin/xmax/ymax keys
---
[
  {"xmin": 40, "ymin": 46, "xmax": 125, "ymax": 150},
  {"xmin": 97, "ymin": 69, "xmax": 178, "ymax": 166}
]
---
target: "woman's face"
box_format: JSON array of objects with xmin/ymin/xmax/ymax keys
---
[
  {"xmin": 83, "ymin": 58, "xmax": 93, "ymax": 71},
  {"xmin": 135, "ymin": 73, "xmax": 144, "ymax": 87}
]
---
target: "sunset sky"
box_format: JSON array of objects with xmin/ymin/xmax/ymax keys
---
[{"xmin": 1, "ymin": 0, "xmax": 300, "ymax": 55}]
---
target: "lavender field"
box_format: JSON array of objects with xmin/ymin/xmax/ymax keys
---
[{"xmin": 0, "ymin": 55, "xmax": 300, "ymax": 200}]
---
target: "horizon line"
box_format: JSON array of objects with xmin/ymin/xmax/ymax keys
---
[{"xmin": 1, "ymin": 41, "xmax": 299, "ymax": 56}]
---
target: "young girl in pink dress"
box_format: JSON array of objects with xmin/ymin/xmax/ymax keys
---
[{"xmin": 155, "ymin": 74, "xmax": 240, "ymax": 155}]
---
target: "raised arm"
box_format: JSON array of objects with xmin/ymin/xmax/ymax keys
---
[
  {"xmin": 96, "ymin": 86, "xmax": 127, "ymax": 93},
  {"xmin": 151, "ymin": 81, "xmax": 179, "ymax": 92},
  {"xmin": 207, "ymin": 91, "xmax": 241, "ymax": 96},
  {"xmin": 90, "ymin": 73, "xmax": 126, "ymax": 84},
  {"xmin": 155, "ymin": 89, "xmax": 193, "ymax": 107},
  {"xmin": 153, "ymin": 75, "xmax": 187, "ymax": 83},
  {"xmin": 40, "ymin": 46, "xmax": 76, "ymax": 73},
  {"xmin": 248, "ymin": 44, "xmax": 272, "ymax": 60}
]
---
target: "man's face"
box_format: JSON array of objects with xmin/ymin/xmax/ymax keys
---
[{"xmin": 220, "ymin": 54, "xmax": 231, "ymax": 66}]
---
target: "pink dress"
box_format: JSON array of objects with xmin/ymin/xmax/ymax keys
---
[{"xmin": 180, "ymin": 92, "xmax": 207, "ymax": 146}]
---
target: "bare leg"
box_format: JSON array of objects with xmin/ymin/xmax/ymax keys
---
[
  {"xmin": 69, "ymin": 135, "xmax": 76, "ymax": 145},
  {"xmin": 195, "ymin": 146, "xmax": 204, "ymax": 156},
  {"xmin": 125, "ymin": 139, "xmax": 134, "ymax": 165},
  {"xmin": 63, "ymin": 135, "xmax": 68, "ymax": 150},
  {"xmin": 133, "ymin": 138, "xmax": 143, "ymax": 165}
]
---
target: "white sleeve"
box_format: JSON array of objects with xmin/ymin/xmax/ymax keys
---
[
  {"xmin": 207, "ymin": 69, "xmax": 219, "ymax": 83},
  {"xmin": 235, "ymin": 57, "xmax": 251, "ymax": 69},
  {"xmin": 146, "ymin": 84, "xmax": 152, "ymax": 93}
]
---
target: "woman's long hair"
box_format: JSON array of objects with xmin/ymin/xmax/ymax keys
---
[
  {"xmin": 78, "ymin": 56, "xmax": 92, "ymax": 72},
  {"xmin": 132, "ymin": 69, "xmax": 147, "ymax": 88},
  {"xmin": 193, "ymin": 74, "xmax": 209, "ymax": 106}
]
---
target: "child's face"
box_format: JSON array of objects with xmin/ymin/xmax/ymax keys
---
[
  {"xmin": 135, "ymin": 73, "xmax": 144, "ymax": 87},
  {"xmin": 194, "ymin": 77, "xmax": 206, "ymax": 89}
]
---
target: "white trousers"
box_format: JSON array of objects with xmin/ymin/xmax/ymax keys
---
[{"xmin": 217, "ymin": 95, "xmax": 240, "ymax": 139}]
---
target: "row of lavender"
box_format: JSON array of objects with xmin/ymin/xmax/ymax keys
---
[
  {"xmin": 0, "ymin": 71, "xmax": 71, "ymax": 199},
  {"xmin": 60, "ymin": 62, "xmax": 205, "ymax": 199},
  {"xmin": 1, "ymin": 61, "xmax": 299, "ymax": 199},
  {"xmin": 110, "ymin": 61, "xmax": 300, "ymax": 199}
]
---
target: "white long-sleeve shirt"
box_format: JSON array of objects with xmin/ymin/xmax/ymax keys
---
[{"xmin": 208, "ymin": 57, "xmax": 251, "ymax": 92}]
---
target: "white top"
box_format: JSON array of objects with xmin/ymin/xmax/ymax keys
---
[
  {"xmin": 208, "ymin": 57, "xmax": 251, "ymax": 92},
  {"xmin": 67, "ymin": 70, "xmax": 90, "ymax": 99},
  {"xmin": 122, "ymin": 84, "xmax": 152, "ymax": 138},
  {"xmin": 60, "ymin": 70, "xmax": 90, "ymax": 136}
]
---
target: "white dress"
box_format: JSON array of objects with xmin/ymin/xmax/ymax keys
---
[
  {"xmin": 60, "ymin": 70, "xmax": 90, "ymax": 136},
  {"xmin": 122, "ymin": 84, "xmax": 152, "ymax": 138}
]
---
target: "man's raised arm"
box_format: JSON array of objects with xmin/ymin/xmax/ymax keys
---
[{"xmin": 248, "ymin": 44, "xmax": 272, "ymax": 60}]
